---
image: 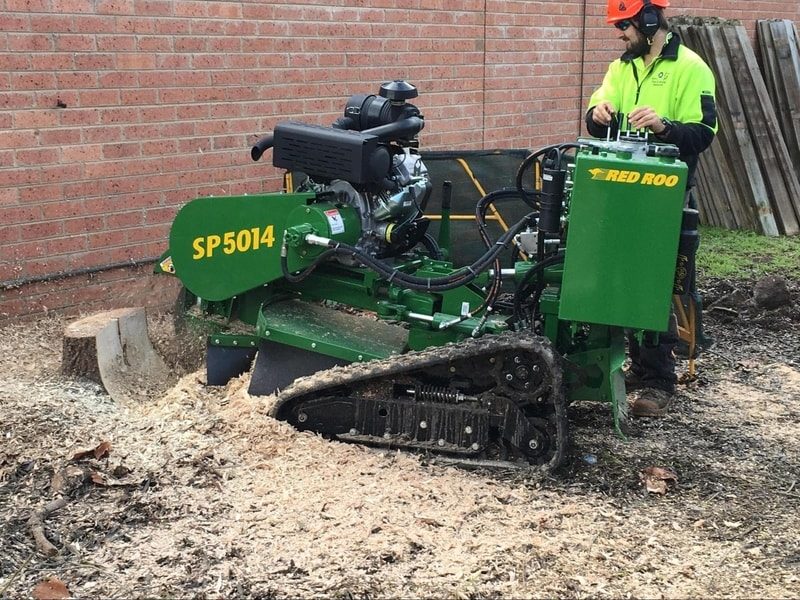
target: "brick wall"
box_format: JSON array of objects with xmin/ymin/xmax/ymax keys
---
[{"xmin": 2, "ymin": 0, "xmax": 798, "ymax": 320}]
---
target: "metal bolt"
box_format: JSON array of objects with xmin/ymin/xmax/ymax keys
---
[
  {"xmin": 233, "ymin": 340, "xmax": 238, "ymax": 346},
  {"xmin": 311, "ymin": 342, "xmax": 317, "ymax": 349},
  {"xmin": 250, "ymin": 341, "xmax": 256, "ymax": 346},
  {"xmin": 437, "ymin": 439, "xmax": 446, "ymax": 447},
  {"xmin": 524, "ymin": 382, "xmax": 530, "ymax": 390},
  {"xmin": 419, "ymin": 421, "xmax": 428, "ymax": 429},
  {"xmin": 514, "ymin": 356, "xmax": 522, "ymax": 364},
  {"xmin": 383, "ymin": 432, "xmax": 391, "ymax": 439},
  {"xmin": 349, "ymin": 428, "xmax": 358, "ymax": 435},
  {"xmin": 465, "ymin": 426, "xmax": 473, "ymax": 434},
  {"xmin": 450, "ymin": 366, "xmax": 456, "ymax": 373},
  {"xmin": 489, "ymin": 357, "xmax": 496, "ymax": 364},
  {"xmin": 265, "ymin": 330, "xmax": 271, "ymax": 337},
  {"xmin": 214, "ymin": 338, "xmax": 220, "ymax": 344},
  {"xmin": 358, "ymin": 355, "xmax": 363, "ymax": 360},
  {"xmin": 471, "ymin": 443, "xmax": 480, "ymax": 451},
  {"xmin": 297, "ymin": 412, "xmax": 308, "ymax": 423},
  {"xmin": 505, "ymin": 374, "xmax": 513, "ymax": 381},
  {"xmin": 532, "ymin": 365, "xmax": 540, "ymax": 372},
  {"xmin": 528, "ymin": 439, "xmax": 539, "ymax": 450}
]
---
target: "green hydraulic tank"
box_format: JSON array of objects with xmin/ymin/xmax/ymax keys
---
[{"xmin": 559, "ymin": 145, "xmax": 687, "ymax": 332}]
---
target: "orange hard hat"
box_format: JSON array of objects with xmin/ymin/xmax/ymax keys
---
[{"xmin": 606, "ymin": 0, "xmax": 669, "ymax": 24}]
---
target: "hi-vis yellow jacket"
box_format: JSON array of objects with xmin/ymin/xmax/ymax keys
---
[{"xmin": 586, "ymin": 32, "xmax": 717, "ymax": 177}]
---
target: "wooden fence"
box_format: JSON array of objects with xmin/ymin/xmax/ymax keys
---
[{"xmin": 672, "ymin": 17, "xmax": 800, "ymax": 237}]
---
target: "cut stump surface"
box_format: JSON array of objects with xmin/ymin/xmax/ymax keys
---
[{"xmin": 62, "ymin": 307, "xmax": 174, "ymax": 402}]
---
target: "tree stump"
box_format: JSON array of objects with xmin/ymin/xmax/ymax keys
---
[{"xmin": 62, "ymin": 307, "xmax": 173, "ymax": 402}]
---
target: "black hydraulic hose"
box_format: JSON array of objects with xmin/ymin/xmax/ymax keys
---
[
  {"xmin": 335, "ymin": 219, "xmax": 525, "ymax": 292},
  {"xmin": 280, "ymin": 248, "xmax": 340, "ymax": 284},
  {"xmin": 420, "ymin": 233, "xmax": 443, "ymax": 261},
  {"xmin": 473, "ymin": 188, "xmax": 532, "ymax": 315},
  {"xmin": 515, "ymin": 143, "xmax": 581, "ymax": 207},
  {"xmin": 512, "ymin": 251, "xmax": 566, "ymax": 322},
  {"xmin": 281, "ymin": 213, "xmax": 533, "ymax": 293}
]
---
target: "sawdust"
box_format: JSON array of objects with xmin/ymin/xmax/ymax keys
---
[{"xmin": 1, "ymin": 289, "xmax": 799, "ymax": 598}]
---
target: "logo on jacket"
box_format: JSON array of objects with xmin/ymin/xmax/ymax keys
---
[
  {"xmin": 652, "ymin": 71, "xmax": 670, "ymax": 88},
  {"xmin": 619, "ymin": 2, "xmax": 626, "ymax": 11}
]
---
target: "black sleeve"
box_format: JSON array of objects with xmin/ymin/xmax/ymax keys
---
[
  {"xmin": 657, "ymin": 121, "xmax": 715, "ymax": 156},
  {"xmin": 585, "ymin": 107, "xmax": 611, "ymax": 138}
]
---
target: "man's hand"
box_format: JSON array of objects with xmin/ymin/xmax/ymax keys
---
[
  {"xmin": 628, "ymin": 106, "xmax": 666, "ymax": 134},
  {"xmin": 591, "ymin": 101, "xmax": 616, "ymax": 126}
]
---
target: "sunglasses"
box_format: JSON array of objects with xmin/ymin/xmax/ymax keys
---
[{"xmin": 614, "ymin": 19, "xmax": 633, "ymax": 31}]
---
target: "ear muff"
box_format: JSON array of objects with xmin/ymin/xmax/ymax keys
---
[{"xmin": 638, "ymin": 0, "xmax": 660, "ymax": 38}]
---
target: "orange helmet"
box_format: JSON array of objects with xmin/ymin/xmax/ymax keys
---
[{"xmin": 606, "ymin": 0, "xmax": 669, "ymax": 24}]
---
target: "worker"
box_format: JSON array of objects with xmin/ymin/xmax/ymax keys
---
[{"xmin": 585, "ymin": 0, "xmax": 718, "ymax": 417}]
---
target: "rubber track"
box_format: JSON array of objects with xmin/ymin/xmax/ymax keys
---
[{"xmin": 271, "ymin": 331, "xmax": 569, "ymax": 472}]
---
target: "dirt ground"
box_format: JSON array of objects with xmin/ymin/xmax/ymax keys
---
[{"xmin": 1, "ymin": 278, "xmax": 798, "ymax": 599}]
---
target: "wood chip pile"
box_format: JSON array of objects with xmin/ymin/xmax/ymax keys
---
[{"xmin": 672, "ymin": 17, "xmax": 800, "ymax": 237}]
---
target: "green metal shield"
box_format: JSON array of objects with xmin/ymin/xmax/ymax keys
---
[{"xmin": 168, "ymin": 193, "xmax": 313, "ymax": 300}]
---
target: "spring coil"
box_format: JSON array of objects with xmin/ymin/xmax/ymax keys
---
[{"xmin": 410, "ymin": 385, "xmax": 468, "ymax": 403}]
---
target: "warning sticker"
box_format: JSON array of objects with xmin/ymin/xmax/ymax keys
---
[{"xmin": 324, "ymin": 209, "xmax": 345, "ymax": 235}]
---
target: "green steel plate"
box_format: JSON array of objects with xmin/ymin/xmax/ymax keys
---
[
  {"xmin": 559, "ymin": 149, "xmax": 687, "ymax": 331},
  {"xmin": 257, "ymin": 299, "xmax": 409, "ymax": 362}
]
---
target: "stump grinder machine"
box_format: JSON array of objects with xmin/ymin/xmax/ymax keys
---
[{"xmin": 157, "ymin": 81, "xmax": 691, "ymax": 471}]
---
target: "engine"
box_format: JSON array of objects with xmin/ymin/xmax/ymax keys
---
[{"xmin": 251, "ymin": 81, "xmax": 434, "ymax": 260}]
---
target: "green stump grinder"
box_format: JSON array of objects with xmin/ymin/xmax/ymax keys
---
[{"xmin": 158, "ymin": 81, "xmax": 690, "ymax": 471}]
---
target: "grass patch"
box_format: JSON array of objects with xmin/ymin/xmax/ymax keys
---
[{"xmin": 697, "ymin": 226, "xmax": 800, "ymax": 280}]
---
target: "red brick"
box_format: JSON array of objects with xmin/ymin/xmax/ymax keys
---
[
  {"xmin": 96, "ymin": 34, "xmax": 136, "ymax": 52},
  {"xmin": 101, "ymin": 177, "xmax": 142, "ymax": 196},
  {"xmin": 137, "ymin": 35, "xmax": 173, "ymax": 52},
  {"xmin": 15, "ymin": 147, "xmax": 52, "ymax": 165},
  {"xmin": 87, "ymin": 230, "xmax": 124, "ymax": 250},
  {"xmin": 6, "ymin": 0, "xmax": 49, "ymax": 10},
  {"xmin": 0, "ymin": 92, "xmax": 36, "ymax": 109},
  {"xmin": 106, "ymin": 211, "xmax": 144, "ymax": 229},
  {"xmin": 74, "ymin": 53, "xmax": 116, "ymax": 70},
  {"xmin": 119, "ymin": 88, "xmax": 158, "ymax": 105},
  {"xmin": 61, "ymin": 144, "xmax": 103, "ymax": 163},
  {"xmin": 134, "ymin": 0, "xmax": 173, "ymax": 16},
  {"xmin": 61, "ymin": 215, "xmax": 104, "ymax": 236},
  {"xmin": 103, "ymin": 142, "xmax": 141, "ymax": 159},
  {"xmin": 11, "ymin": 72, "xmax": 57, "ymax": 90},
  {"xmin": 174, "ymin": 1, "xmax": 207, "ymax": 18},
  {"xmin": 0, "ymin": 52, "xmax": 33, "ymax": 70},
  {"xmin": 116, "ymin": 53, "xmax": 156, "ymax": 69},
  {"xmin": 39, "ymin": 127, "xmax": 82, "ymax": 145},
  {"xmin": 8, "ymin": 33, "xmax": 53, "ymax": 53},
  {"xmin": 51, "ymin": 0, "xmax": 95, "ymax": 13},
  {"xmin": 13, "ymin": 110, "xmax": 58, "ymax": 130},
  {"xmin": 24, "ymin": 221, "xmax": 64, "ymax": 239},
  {"xmin": 139, "ymin": 106, "xmax": 176, "ymax": 123},
  {"xmin": 0, "ymin": 150, "xmax": 14, "ymax": 168},
  {"xmin": 98, "ymin": 71, "xmax": 138, "ymax": 88},
  {"xmin": 55, "ymin": 34, "xmax": 96, "ymax": 51},
  {"xmin": 96, "ymin": 0, "xmax": 135, "ymax": 15},
  {"xmin": 84, "ymin": 125, "xmax": 122, "ymax": 143}
]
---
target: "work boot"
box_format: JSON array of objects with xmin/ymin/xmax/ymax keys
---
[
  {"xmin": 629, "ymin": 387, "xmax": 674, "ymax": 418},
  {"xmin": 624, "ymin": 368, "xmax": 644, "ymax": 391}
]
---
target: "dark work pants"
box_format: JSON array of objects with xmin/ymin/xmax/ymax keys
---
[{"xmin": 628, "ymin": 313, "xmax": 679, "ymax": 394}]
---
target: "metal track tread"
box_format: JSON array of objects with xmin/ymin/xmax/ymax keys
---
[{"xmin": 271, "ymin": 332, "xmax": 568, "ymax": 472}]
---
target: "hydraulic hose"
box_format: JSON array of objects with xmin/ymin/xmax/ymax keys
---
[{"xmin": 280, "ymin": 212, "xmax": 534, "ymax": 293}]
